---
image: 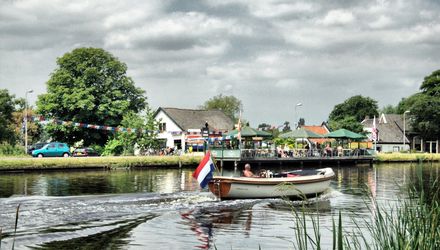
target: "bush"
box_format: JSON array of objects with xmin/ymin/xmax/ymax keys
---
[{"xmin": 0, "ymin": 143, "xmax": 26, "ymax": 156}]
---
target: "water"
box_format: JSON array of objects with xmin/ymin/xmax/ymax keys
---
[{"xmin": 0, "ymin": 163, "xmax": 439, "ymax": 249}]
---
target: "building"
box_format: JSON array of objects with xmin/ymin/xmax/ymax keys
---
[
  {"xmin": 362, "ymin": 114, "xmax": 410, "ymax": 152},
  {"xmin": 153, "ymin": 107, "xmax": 234, "ymax": 151}
]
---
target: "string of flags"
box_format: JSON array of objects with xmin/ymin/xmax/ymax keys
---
[
  {"xmin": 30, "ymin": 115, "xmax": 159, "ymax": 134},
  {"xmin": 28, "ymin": 115, "xmax": 226, "ymax": 136}
]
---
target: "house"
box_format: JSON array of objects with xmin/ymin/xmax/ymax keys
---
[
  {"xmin": 362, "ymin": 114, "xmax": 410, "ymax": 152},
  {"xmin": 153, "ymin": 107, "xmax": 234, "ymax": 151},
  {"xmin": 300, "ymin": 122, "xmax": 331, "ymax": 146}
]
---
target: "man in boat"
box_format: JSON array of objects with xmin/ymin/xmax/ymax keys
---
[{"xmin": 243, "ymin": 163, "xmax": 256, "ymax": 177}]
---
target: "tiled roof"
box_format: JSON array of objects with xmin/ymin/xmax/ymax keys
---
[{"xmin": 302, "ymin": 125, "xmax": 332, "ymax": 144}]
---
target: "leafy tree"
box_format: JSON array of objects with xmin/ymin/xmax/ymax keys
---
[
  {"xmin": 380, "ymin": 104, "xmax": 398, "ymax": 114},
  {"xmin": 200, "ymin": 94, "xmax": 243, "ymax": 122},
  {"xmin": 37, "ymin": 47, "xmax": 147, "ymax": 146},
  {"xmin": 102, "ymin": 108, "xmax": 159, "ymax": 156},
  {"xmin": 282, "ymin": 121, "xmax": 291, "ymax": 132},
  {"xmin": 0, "ymin": 89, "xmax": 22, "ymax": 144},
  {"xmin": 328, "ymin": 95, "xmax": 378, "ymax": 133},
  {"xmin": 328, "ymin": 116, "xmax": 364, "ymax": 133},
  {"xmin": 400, "ymin": 70, "xmax": 440, "ymax": 139}
]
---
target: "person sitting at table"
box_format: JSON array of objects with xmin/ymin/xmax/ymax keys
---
[
  {"xmin": 243, "ymin": 163, "xmax": 256, "ymax": 177},
  {"xmin": 325, "ymin": 144, "xmax": 332, "ymax": 157},
  {"xmin": 337, "ymin": 145, "xmax": 343, "ymax": 157}
]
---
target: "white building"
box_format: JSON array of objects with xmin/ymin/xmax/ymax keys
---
[{"xmin": 153, "ymin": 107, "xmax": 234, "ymax": 151}]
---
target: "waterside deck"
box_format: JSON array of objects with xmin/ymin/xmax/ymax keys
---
[{"xmin": 211, "ymin": 148, "xmax": 374, "ymax": 167}]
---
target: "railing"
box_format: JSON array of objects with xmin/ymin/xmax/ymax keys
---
[{"xmin": 240, "ymin": 148, "xmax": 372, "ymax": 160}]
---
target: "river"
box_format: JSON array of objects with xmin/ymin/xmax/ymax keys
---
[{"xmin": 0, "ymin": 163, "xmax": 439, "ymax": 249}]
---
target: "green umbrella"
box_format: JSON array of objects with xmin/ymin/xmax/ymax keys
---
[
  {"xmin": 279, "ymin": 128, "xmax": 324, "ymax": 139},
  {"xmin": 224, "ymin": 126, "xmax": 272, "ymax": 138},
  {"xmin": 325, "ymin": 129, "xmax": 367, "ymax": 140}
]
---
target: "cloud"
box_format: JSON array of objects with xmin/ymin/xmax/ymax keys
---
[
  {"xmin": 320, "ymin": 9, "xmax": 355, "ymax": 26},
  {"xmin": 1, "ymin": 0, "xmax": 440, "ymax": 127}
]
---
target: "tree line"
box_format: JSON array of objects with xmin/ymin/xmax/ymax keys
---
[{"xmin": 1, "ymin": 47, "xmax": 439, "ymax": 155}]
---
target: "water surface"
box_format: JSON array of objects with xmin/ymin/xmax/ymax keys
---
[{"xmin": 0, "ymin": 163, "xmax": 438, "ymax": 249}]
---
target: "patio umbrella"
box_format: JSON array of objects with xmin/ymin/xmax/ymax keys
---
[
  {"xmin": 279, "ymin": 128, "xmax": 323, "ymax": 139},
  {"xmin": 324, "ymin": 129, "xmax": 367, "ymax": 140},
  {"xmin": 224, "ymin": 126, "xmax": 272, "ymax": 138}
]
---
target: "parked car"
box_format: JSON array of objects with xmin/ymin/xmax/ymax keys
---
[
  {"xmin": 32, "ymin": 142, "xmax": 70, "ymax": 158},
  {"xmin": 72, "ymin": 147, "xmax": 99, "ymax": 157},
  {"xmin": 27, "ymin": 142, "xmax": 46, "ymax": 155}
]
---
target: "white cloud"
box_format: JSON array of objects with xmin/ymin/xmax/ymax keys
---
[
  {"xmin": 321, "ymin": 9, "xmax": 355, "ymax": 26},
  {"xmin": 369, "ymin": 15, "xmax": 392, "ymax": 29}
]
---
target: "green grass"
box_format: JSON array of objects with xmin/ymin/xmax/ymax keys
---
[{"xmin": 0, "ymin": 155, "xmax": 203, "ymax": 171}]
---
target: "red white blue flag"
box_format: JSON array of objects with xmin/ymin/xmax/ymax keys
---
[{"xmin": 193, "ymin": 151, "xmax": 215, "ymax": 189}]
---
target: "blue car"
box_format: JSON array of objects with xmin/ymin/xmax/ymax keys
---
[{"xmin": 32, "ymin": 142, "xmax": 70, "ymax": 158}]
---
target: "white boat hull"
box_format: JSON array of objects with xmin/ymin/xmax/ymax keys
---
[{"xmin": 208, "ymin": 168, "xmax": 334, "ymax": 200}]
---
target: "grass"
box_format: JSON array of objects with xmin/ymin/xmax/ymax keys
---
[
  {"xmin": 0, "ymin": 155, "xmax": 203, "ymax": 171},
  {"xmin": 376, "ymin": 152, "xmax": 440, "ymax": 162}
]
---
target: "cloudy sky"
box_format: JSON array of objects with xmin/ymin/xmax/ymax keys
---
[{"xmin": 1, "ymin": 0, "xmax": 439, "ymax": 127}]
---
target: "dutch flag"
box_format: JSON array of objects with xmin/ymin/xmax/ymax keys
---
[{"xmin": 193, "ymin": 151, "xmax": 215, "ymax": 189}]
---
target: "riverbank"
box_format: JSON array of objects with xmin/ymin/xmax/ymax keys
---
[
  {"xmin": 375, "ymin": 152, "xmax": 440, "ymax": 163},
  {"xmin": 0, "ymin": 155, "xmax": 203, "ymax": 171},
  {"xmin": 0, "ymin": 153, "xmax": 439, "ymax": 171}
]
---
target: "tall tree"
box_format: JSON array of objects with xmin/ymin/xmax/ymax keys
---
[
  {"xmin": 200, "ymin": 94, "xmax": 243, "ymax": 122},
  {"xmin": 0, "ymin": 89, "xmax": 22, "ymax": 144},
  {"xmin": 37, "ymin": 47, "xmax": 147, "ymax": 146},
  {"xmin": 403, "ymin": 70, "xmax": 440, "ymax": 139},
  {"xmin": 328, "ymin": 95, "xmax": 378, "ymax": 133}
]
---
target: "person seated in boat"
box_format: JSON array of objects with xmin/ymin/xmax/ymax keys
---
[{"xmin": 243, "ymin": 163, "xmax": 256, "ymax": 177}]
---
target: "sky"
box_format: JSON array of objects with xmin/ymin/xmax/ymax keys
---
[{"xmin": 1, "ymin": 0, "xmax": 439, "ymax": 127}]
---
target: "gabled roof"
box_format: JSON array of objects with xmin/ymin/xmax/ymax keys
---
[
  {"xmin": 155, "ymin": 107, "xmax": 234, "ymax": 132},
  {"xmin": 300, "ymin": 123, "xmax": 331, "ymax": 144},
  {"xmin": 362, "ymin": 114, "xmax": 409, "ymax": 143}
]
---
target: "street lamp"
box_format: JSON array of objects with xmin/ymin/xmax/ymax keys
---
[
  {"xmin": 25, "ymin": 89, "xmax": 34, "ymax": 154},
  {"xmin": 294, "ymin": 102, "xmax": 303, "ymax": 129},
  {"xmin": 403, "ymin": 110, "xmax": 410, "ymax": 150}
]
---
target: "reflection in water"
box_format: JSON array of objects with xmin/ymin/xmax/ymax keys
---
[
  {"xmin": 0, "ymin": 163, "xmax": 439, "ymax": 249},
  {"xmin": 0, "ymin": 169, "xmax": 199, "ymax": 198}
]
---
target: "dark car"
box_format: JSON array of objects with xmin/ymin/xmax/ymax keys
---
[
  {"xmin": 32, "ymin": 142, "xmax": 70, "ymax": 158},
  {"xmin": 27, "ymin": 142, "xmax": 46, "ymax": 155},
  {"xmin": 72, "ymin": 148, "xmax": 99, "ymax": 157}
]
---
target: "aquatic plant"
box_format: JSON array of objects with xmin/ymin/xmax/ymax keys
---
[{"xmin": 289, "ymin": 164, "xmax": 440, "ymax": 249}]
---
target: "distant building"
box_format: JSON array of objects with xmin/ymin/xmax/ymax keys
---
[
  {"xmin": 153, "ymin": 107, "xmax": 234, "ymax": 151},
  {"xmin": 300, "ymin": 122, "xmax": 331, "ymax": 146},
  {"xmin": 362, "ymin": 114, "xmax": 413, "ymax": 152}
]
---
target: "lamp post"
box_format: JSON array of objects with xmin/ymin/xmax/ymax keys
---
[
  {"xmin": 294, "ymin": 102, "xmax": 303, "ymax": 129},
  {"xmin": 24, "ymin": 89, "xmax": 34, "ymax": 154},
  {"xmin": 403, "ymin": 110, "xmax": 410, "ymax": 151}
]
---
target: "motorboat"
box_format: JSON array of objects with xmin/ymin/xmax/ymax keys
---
[{"xmin": 208, "ymin": 168, "xmax": 335, "ymax": 200}]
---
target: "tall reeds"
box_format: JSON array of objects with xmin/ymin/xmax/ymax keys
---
[{"xmin": 290, "ymin": 164, "xmax": 439, "ymax": 249}]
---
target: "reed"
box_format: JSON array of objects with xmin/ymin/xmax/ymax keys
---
[
  {"xmin": 376, "ymin": 152, "xmax": 440, "ymax": 162},
  {"xmin": 289, "ymin": 164, "xmax": 439, "ymax": 249}
]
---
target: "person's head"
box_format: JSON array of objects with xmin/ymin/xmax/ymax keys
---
[{"xmin": 245, "ymin": 163, "xmax": 251, "ymax": 170}]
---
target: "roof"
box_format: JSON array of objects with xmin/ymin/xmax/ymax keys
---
[
  {"xmin": 155, "ymin": 107, "xmax": 234, "ymax": 132},
  {"xmin": 301, "ymin": 124, "xmax": 331, "ymax": 144},
  {"xmin": 362, "ymin": 114, "xmax": 409, "ymax": 143},
  {"xmin": 301, "ymin": 125, "xmax": 330, "ymax": 135}
]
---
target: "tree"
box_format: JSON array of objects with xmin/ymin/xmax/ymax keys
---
[
  {"xmin": 200, "ymin": 94, "xmax": 243, "ymax": 122},
  {"xmin": 0, "ymin": 89, "xmax": 22, "ymax": 144},
  {"xmin": 380, "ymin": 104, "xmax": 398, "ymax": 114},
  {"xmin": 328, "ymin": 95, "xmax": 378, "ymax": 133},
  {"xmin": 401, "ymin": 70, "xmax": 440, "ymax": 139},
  {"xmin": 37, "ymin": 47, "xmax": 147, "ymax": 146},
  {"xmin": 102, "ymin": 108, "xmax": 160, "ymax": 156}
]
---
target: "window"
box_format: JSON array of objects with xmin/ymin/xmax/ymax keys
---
[{"xmin": 159, "ymin": 122, "xmax": 167, "ymax": 132}]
